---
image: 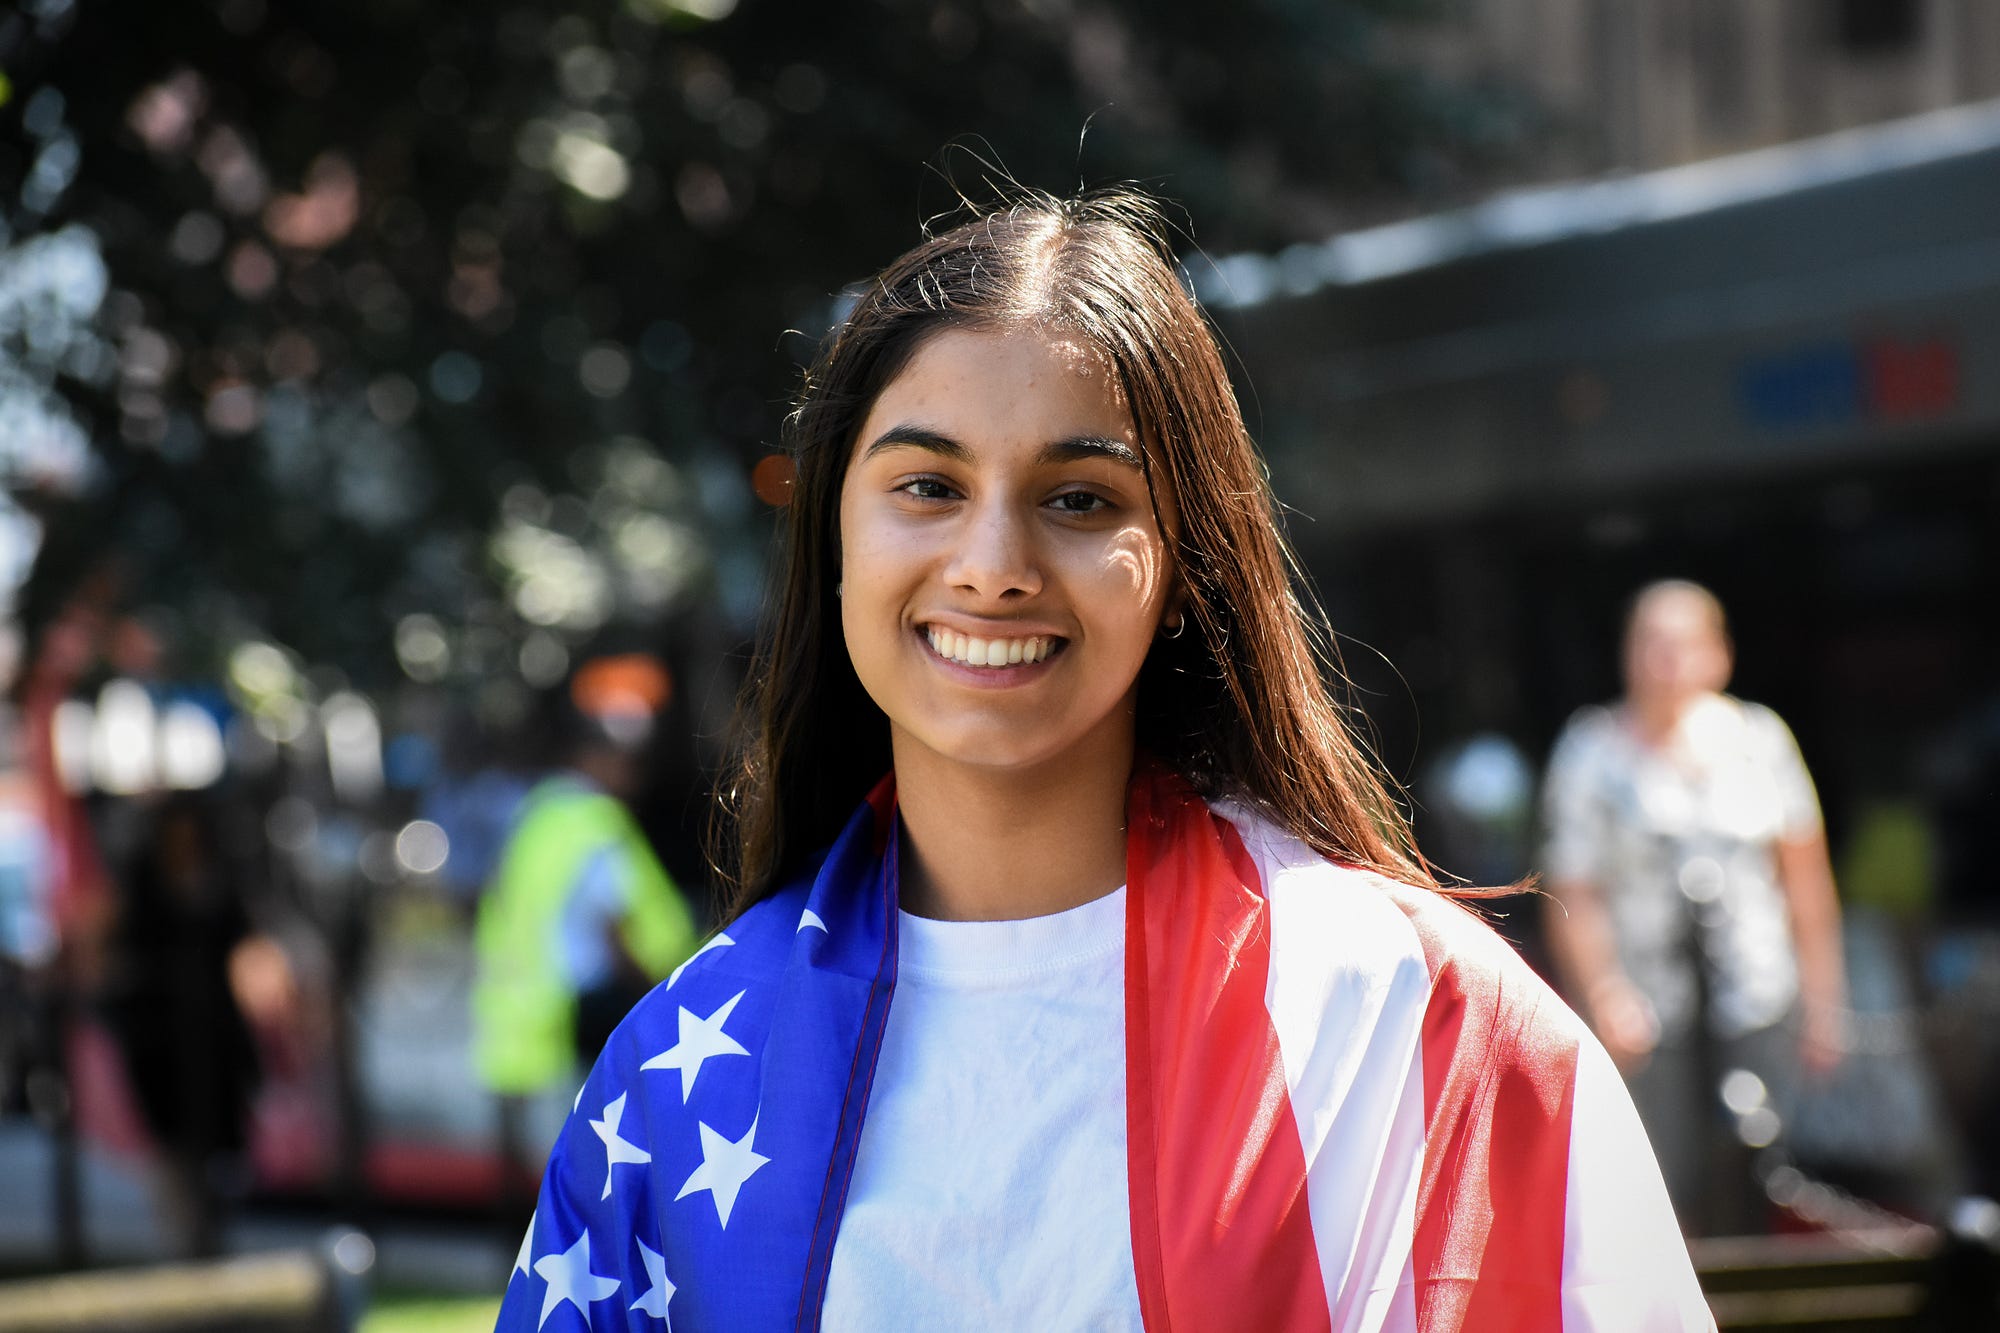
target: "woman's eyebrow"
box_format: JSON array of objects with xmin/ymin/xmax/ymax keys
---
[
  {"xmin": 863, "ymin": 426, "xmax": 1141, "ymax": 470},
  {"xmin": 1035, "ymin": 435, "xmax": 1142, "ymax": 469},
  {"xmin": 863, "ymin": 424, "xmax": 971, "ymax": 461}
]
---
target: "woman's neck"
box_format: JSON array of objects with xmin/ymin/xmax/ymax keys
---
[
  {"xmin": 890, "ymin": 732, "xmax": 1134, "ymax": 923},
  {"xmin": 1626, "ymin": 689, "xmax": 1708, "ymax": 748}
]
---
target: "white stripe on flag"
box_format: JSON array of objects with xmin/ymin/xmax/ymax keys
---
[
  {"xmin": 1223, "ymin": 808, "xmax": 1429, "ymax": 1333},
  {"xmin": 1561, "ymin": 1035, "xmax": 1716, "ymax": 1331}
]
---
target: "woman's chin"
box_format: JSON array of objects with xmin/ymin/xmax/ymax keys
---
[{"xmin": 891, "ymin": 720, "xmax": 1128, "ymax": 782}]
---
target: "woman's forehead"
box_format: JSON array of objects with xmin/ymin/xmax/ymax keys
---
[
  {"xmin": 860, "ymin": 325, "xmax": 1135, "ymax": 445},
  {"xmin": 918, "ymin": 323, "xmax": 1121, "ymax": 383}
]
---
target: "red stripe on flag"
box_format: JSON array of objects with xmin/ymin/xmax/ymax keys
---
[
  {"xmin": 1124, "ymin": 769, "xmax": 1332, "ymax": 1332},
  {"xmin": 1388, "ymin": 884, "xmax": 1580, "ymax": 1331}
]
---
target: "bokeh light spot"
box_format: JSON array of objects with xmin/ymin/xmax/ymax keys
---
[
  {"xmin": 430, "ymin": 351, "xmax": 483, "ymax": 404},
  {"xmin": 751, "ymin": 454, "xmax": 795, "ymax": 507},
  {"xmin": 579, "ymin": 343, "xmax": 632, "ymax": 397},
  {"xmin": 394, "ymin": 820, "xmax": 450, "ymax": 876}
]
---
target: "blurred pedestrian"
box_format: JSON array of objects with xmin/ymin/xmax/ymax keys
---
[
  {"xmin": 99, "ymin": 791, "xmax": 265, "ymax": 1258},
  {"xmin": 470, "ymin": 655, "xmax": 698, "ymax": 1200},
  {"xmin": 1542, "ymin": 578, "xmax": 1848, "ymax": 1235},
  {"xmin": 419, "ymin": 708, "xmax": 534, "ymax": 910}
]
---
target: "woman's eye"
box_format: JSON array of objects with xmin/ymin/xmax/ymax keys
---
[
  {"xmin": 898, "ymin": 477, "xmax": 957, "ymax": 500},
  {"xmin": 1051, "ymin": 490, "xmax": 1109, "ymax": 514}
]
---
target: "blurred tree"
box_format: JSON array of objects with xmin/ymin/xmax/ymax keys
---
[{"xmin": 0, "ymin": 0, "xmax": 1535, "ymax": 694}]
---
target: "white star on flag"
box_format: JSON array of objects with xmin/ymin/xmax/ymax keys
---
[
  {"xmin": 533, "ymin": 1232, "xmax": 621, "ymax": 1329},
  {"xmin": 631, "ymin": 1237, "xmax": 676, "ymax": 1324},
  {"xmin": 641, "ymin": 991, "xmax": 749, "ymax": 1101},
  {"xmin": 513, "ymin": 1210, "xmax": 537, "ymax": 1280},
  {"xmin": 589, "ymin": 1091, "xmax": 652, "ymax": 1200},
  {"xmin": 668, "ymin": 932, "xmax": 734, "ymax": 989},
  {"xmin": 798, "ymin": 908, "xmax": 826, "ymax": 933},
  {"xmin": 675, "ymin": 1113, "xmax": 770, "ymax": 1229}
]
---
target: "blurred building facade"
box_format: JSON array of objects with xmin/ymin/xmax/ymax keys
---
[{"xmin": 1412, "ymin": 0, "xmax": 2000, "ymax": 177}]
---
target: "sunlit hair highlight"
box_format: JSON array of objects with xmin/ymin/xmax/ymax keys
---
[{"xmin": 710, "ymin": 187, "xmax": 1436, "ymax": 917}]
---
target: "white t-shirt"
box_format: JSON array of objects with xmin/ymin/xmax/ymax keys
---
[
  {"xmin": 1542, "ymin": 693, "xmax": 1822, "ymax": 1038},
  {"xmin": 819, "ymin": 886, "xmax": 1142, "ymax": 1331}
]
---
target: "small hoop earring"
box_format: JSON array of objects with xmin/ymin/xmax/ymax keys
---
[
  {"xmin": 835, "ymin": 582, "xmax": 844, "ymax": 599},
  {"xmin": 1161, "ymin": 613, "xmax": 1186, "ymax": 640}
]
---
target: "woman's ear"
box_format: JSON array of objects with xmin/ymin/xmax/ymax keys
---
[{"xmin": 1158, "ymin": 584, "xmax": 1191, "ymax": 640}]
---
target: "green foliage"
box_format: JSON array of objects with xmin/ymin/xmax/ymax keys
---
[{"xmin": 0, "ymin": 0, "xmax": 1533, "ymax": 687}]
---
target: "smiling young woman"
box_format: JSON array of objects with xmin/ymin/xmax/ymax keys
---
[{"xmin": 496, "ymin": 193, "xmax": 1714, "ymax": 1332}]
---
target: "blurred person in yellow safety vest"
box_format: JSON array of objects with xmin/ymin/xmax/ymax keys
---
[{"xmin": 472, "ymin": 654, "xmax": 698, "ymax": 1185}]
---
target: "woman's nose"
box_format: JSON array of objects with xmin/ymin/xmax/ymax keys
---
[{"xmin": 943, "ymin": 502, "xmax": 1042, "ymax": 600}]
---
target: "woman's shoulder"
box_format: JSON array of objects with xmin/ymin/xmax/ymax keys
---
[
  {"xmin": 1551, "ymin": 701, "xmax": 1625, "ymax": 755},
  {"xmin": 1214, "ymin": 800, "xmax": 1584, "ymax": 1055},
  {"xmin": 1715, "ymin": 692, "xmax": 1796, "ymax": 742},
  {"xmin": 1525, "ymin": 706, "xmax": 1624, "ymax": 797}
]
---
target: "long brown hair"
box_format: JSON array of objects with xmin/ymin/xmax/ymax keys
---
[{"xmin": 710, "ymin": 188, "xmax": 1435, "ymax": 918}]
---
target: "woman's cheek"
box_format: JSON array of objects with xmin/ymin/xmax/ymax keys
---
[{"xmin": 1093, "ymin": 527, "xmax": 1168, "ymax": 622}]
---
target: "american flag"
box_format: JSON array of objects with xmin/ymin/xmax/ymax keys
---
[
  {"xmin": 497, "ymin": 781, "xmax": 894, "ymax": 1332},
  {"xmin": 496, "ymin": 768, "xmax": 1713, "ymax": 1331}
]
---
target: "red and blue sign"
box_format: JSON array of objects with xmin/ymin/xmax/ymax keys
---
[{"xmin": 1737, "ymin": 335, "xmax": 1959, "ymax": 431}]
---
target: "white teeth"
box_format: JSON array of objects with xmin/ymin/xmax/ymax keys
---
[{"xmin": 926, "ymin": 629, "xmax": 1055, "ymax": 668}]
